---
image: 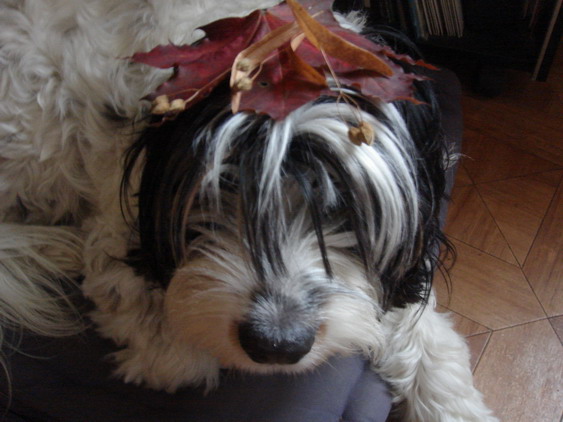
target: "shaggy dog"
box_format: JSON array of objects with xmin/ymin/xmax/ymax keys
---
[{"xmin": 0, "ymin": 0, "xmax": 497, "ymax": 420}]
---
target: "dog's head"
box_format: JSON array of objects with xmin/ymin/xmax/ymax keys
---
[{"xmin": 122, "ymin": 37, "xmax": 447, "ymax": 373}]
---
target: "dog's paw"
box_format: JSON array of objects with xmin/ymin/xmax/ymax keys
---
[
  {"xmin": 37, "ymin": 227, "xmax": 84, "ymax": 277},
  {"xmin": 110, "ymin": 341, "xmax": 221, "ymax": 393}
]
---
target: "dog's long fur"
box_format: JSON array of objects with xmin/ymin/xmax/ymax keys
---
[{"xmin": 0, "ymin": 1, "xmax": 497, "ymax": 420}]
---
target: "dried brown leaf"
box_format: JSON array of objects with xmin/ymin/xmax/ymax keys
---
[
  {"xmin": 286, "ymin": 0, "xmax": 392, "ymax": 76},
  {"xmin": 231, "ymin": 21, "xmax": 302, "ymax": 113}
]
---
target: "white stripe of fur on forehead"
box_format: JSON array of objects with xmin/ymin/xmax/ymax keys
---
[{"xmin": 198, "ymin": 99, "xmax": 420, "ymax": 278}]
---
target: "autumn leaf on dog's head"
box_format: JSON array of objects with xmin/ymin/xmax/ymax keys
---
[
  {"xmin": 237, "ymin": 47, "xmax": 328, "ymax": 120},
  {"xmin": 286, "ymin": 0, "xmax": 392, "ymax": 76},
  {"xmin": 131, "ymin": 11, "xmax": 263, "ymax": 108},
  {"xmin": 132, "ymin": 0, "xmax": 436, "ymax": 123},
  {"xmin": 230, "ymin": 20, "xmax": 302, "ymax": 114}
]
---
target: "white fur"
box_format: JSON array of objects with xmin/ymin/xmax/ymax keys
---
[
  {"xmin": 379, "ymin": 295, "xmax": 498, "ymax": 421},
  {"xmin": 0, "ymin": 1, "xmax": 497, "ymax": 420}
]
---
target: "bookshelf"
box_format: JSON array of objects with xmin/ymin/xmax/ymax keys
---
[{"xmin": 335, "ymin": 0, "xmax": 562, "ymax": 86}]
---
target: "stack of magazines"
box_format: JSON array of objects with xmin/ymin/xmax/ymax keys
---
[
  {"xmin": 408, "ymin": 0, "xmax": 465, "ymax": 38},
  {"xmin": 366, "ymin": 0, "xmax": 465, "ymax": 39}
]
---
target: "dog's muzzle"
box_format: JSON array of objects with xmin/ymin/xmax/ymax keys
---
[{"xmin": 237, "ymin": 292, "xmax": 318, "ymax": 365}]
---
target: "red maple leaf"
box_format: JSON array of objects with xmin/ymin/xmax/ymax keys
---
[
  {"xmin": 131, "ymin": 0, "xmax": 436, "ymax": 123},
  {"xmin": 237, "ymin": 47, "xmax": 329, "ymax": 120},
  {"xmin": 131, "ymin": 10, "xmax": 263, "ymax": 103}
]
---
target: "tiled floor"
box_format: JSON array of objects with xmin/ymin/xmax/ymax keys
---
[{"xmin": 434, "ymin": 53, "xmax": 563, "ymax": 421}]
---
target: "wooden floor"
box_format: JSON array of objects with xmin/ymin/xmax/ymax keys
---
[{"xmin": 434, "ymin": 52, "xmax": 563, "ymax": 421}]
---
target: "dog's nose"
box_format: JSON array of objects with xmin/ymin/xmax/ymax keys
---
[{"xmin": 238, "ymin": 321, "xmax": 315, "ymax": 365}]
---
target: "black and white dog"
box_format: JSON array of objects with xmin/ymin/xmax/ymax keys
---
[{"xmin": 0, "ymin": 0, "xmax": 497, "ymax": 420}]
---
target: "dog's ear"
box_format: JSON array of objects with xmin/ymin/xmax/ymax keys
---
[
  {"xmin": 364, "ymin": 28, "xmax": 452, "ymax": 310},
  {"xmin": 121, "ymin": 81, "xmax": 280, "ymax": 287},
  {"xmin": 120, "ymin": 83, "xmax": 232, "ymax": 286}
]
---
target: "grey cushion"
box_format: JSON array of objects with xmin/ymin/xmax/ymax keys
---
[{"xmin": 1, "ymin": 329, "xmax": 392, "ymax": 422}]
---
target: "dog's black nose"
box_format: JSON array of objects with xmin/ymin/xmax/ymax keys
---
[{"xmin": 238, "ymin": 321, "xmax": 315, "ymax": 365}]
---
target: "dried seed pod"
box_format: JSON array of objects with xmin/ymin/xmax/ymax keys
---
[
  {"xmin": 152, "ymin": 95, "xmax": 170, "ymax": 115},
  {"xmin": 236, "ymin": 58, "xmax": 253, "ymax": 72},
  {"xmin": 235, "ymin": 76, "xmax": 253, "ymax": 91},
  {"xmin": 348, "ymin": 121, "xmax": 375, "ymax": 146},
  {"xmin": 169, "ymin": 98, "xmax": 186, "ymax": 113}
]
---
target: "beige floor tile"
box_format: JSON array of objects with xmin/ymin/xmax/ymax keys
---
[
  {"xmin": 437, "ymin": 305, "xmax": 490, "ymax": 336},
  {"xmin": 466, "ymin": 332, "xmax": 490, "ymax": 373},
  {"xmin": 445, "ymin": 185, "xmax": 518, "ymax": 265},
  {"xmin": 505, "ymin": 133, "xmax": 563, "ymax": 168},
  {"xmin": 474, "ymin": 320, "xmax": 563, "ymax": 422},
  {"xmin": 523, "ymin": 180, "xmax": 563, "ymax": 316},
  {"xmin": 453, "ymin": 164, "xmax": 473, "ymax": 187},
  {"xmin": 478, "ymin": 170, "xmax": 562, "ymax": 265},
  {"xmin": 435, "ymin": 239, "xmax": 545, "ymax": 330},
  {"xmin": 550, "ymin": 316, "xmax": 563, "ymax": 344},
  {"xmin": 461, "ymin": 133, "xmax": 561, "ymax": 184},
  {"xmin": 456, "ymin": 45, "xmax": 563, "ymax": 422},
  {"xmin": 462, "ymin": 94, "xmax": 563, "ymax": 167},
  {"xmin": 462, "ymin": 59, "xmax": 563, "ymax": 165}
]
